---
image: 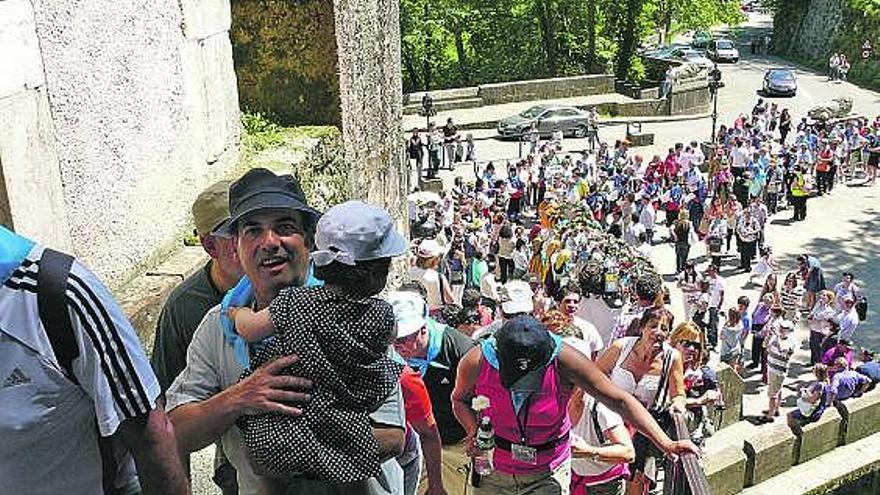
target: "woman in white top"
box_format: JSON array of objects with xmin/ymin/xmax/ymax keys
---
[
  {"xmin": 596, "ymin": 306, "xmax": 686, "ymax": 495},
  {"xmin": 409, "ymin": 239, "xmax": 455, "ymax": 309},
  {"xmin": 569, "ymin": 393, "xmax": 635, "ymax": 495}
]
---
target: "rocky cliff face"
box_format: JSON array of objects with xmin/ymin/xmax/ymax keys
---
[
  {"xmin": 231, "ymin": 0, "xmax": 342, "ymax": 125},
  {"xmin": 773, "ymin": 0, "xmax": 880, "ymax": 90}
]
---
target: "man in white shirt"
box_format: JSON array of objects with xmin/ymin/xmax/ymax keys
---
[
  {"xmin": 706, "ymin": 264, "xmax": 725, "ymax": 348},
  {"xmin": 638, "ymin": 196, "xmax": 656, "ymax": 245},
  {"xmin": 0, "ymin": 227, "xmax": 188, "ymax": 495},
  {"xmin": 560, "ymin": 289, "xmax": 605, "ymax": 358},
  {"xmin": 731, "ymin": 140, "xmax": 750, "ymax": 176},
  {"xmin": 837, "ymin": 296, "xmax": 860, "ymax": 342}
]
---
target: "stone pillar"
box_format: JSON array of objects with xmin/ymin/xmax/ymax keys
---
[
  {"xmin": 332, "ymin": 0, "xmax": 407, "ymax": 219},
  {"xmin": 0, "ymin": 0, "xmax": 71, "ymax": 249}
]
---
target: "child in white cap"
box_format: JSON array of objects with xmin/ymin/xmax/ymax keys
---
[{"xmin": 228, "ymin": 200, "xmax": 408, "ymax": 489}]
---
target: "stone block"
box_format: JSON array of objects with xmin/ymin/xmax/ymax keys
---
[
  {"xmin": 715, "ymin": 363, "xmax": 745, "ymax": 429},
  {"xmin": 180, "ymin": 33, "xmax": 241, "ymax": 166},
  {"xmin": 699, "ymin": 443, "xmax": 747, "ymax": 495},
  {"xmin": 0, "ymin": 0, "xmax": 45, "ymax": 99},
  {"xmin": 179, "ymin": 0, "xmax": 232, "ymax": 41},
  {"xmin": 420, "ymin": 178, "xmax": 444, "ymax": 194},
  {"xmin": 0, "ymin": 87, "xmax": 70, "ymax": 249},
  {"xmin": 614, "ymin": 100, "xmax": 669, "ymax": 118},
  {"xmin": 792, "ymin": 406, "xmax": 842, "ymax": 464},
  {"xmin": 670, "ymin": 84, "xmax": 710, "ymax": 116},
  {"xmin": 117, "ymin": 246, "xmax": 209, "ymax": 352},
  {"xmin": 836, "ymin": 388, "xmax": 880, "ymax": 445},
  {"xmin": 743, "ymin": 422, "xmax": 796, "ymax": 486}
]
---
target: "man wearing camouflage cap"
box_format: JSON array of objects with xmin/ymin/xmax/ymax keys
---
[{"xmin": 151, "ymin": 180, "xmax": 243, "ymax": 392}]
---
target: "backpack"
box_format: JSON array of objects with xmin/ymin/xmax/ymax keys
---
[
  {"xmin": 856, "ymin": 296, "xmax": 868, "ymax": 322},
  {"xmin": 37, "ymin": 248, "xmax": 118, "ymax": 495}
]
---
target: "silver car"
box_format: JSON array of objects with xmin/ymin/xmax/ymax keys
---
[
  {"xmin": 671, "ymin": 48, "xmax": 715, "ymax": 69},
  {"xmin": 497, "ymin": 104, "xmax": 591, "ymax": 138},
  {"xmin": 763, "ymin": 68, "xmax": 797, "ymax": 97}
]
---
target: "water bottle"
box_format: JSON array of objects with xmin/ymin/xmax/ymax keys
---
[{"xmin": 474, "ymin": 416, "xmax": 495, "ymax": 476}]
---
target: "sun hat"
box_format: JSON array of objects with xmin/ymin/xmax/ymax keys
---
[
  {"xmin": 215, "ymin": 168, "xmax": 320, "ymax": 235},
  {"xmin": 417, "ymin": 239, "xmax": 447, "ymax": 258},
  {"xmin": 311, "ymin": 200, "xmax": 408, "ymax": 267},
  {"xmin": 387, "ymin": 291, "xmax": 428, "ymax": 338},
  {"xmin": 498, "ymin": 280, "xmax": 534, "ymax": 315},
  {"xmin": 192, "ymin": 180, "xmax": 232, "ymax": 237},
  {"xmin": 495, "ymin": 315, "xmax": 555, "ymax": 388}
]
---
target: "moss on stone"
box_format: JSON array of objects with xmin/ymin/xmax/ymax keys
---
[
  {"xmin": 239, "ymin": 113, "xmax": 350, "ymax": 211},
  {"xmin": 231, "ymin": 0, "xmax": 341, "ymax": 125}
]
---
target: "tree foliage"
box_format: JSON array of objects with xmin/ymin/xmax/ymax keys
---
[{"xmin": 400, "ymin": 0, "xmax": 742, "ymax": 90}]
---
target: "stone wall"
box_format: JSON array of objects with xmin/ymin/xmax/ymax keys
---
[
  {"xmin": 0, "ymin": 0, "xmax": 241, "ymax": 287},
  {"xmin": 402, "ymin": 74, "xmax": 616, "ymax": 114},
  {"xmin": 231, "ymin": 0, "xmax": 341, "ymax": 125},
  {"xmin": 478, "ymin": 74, "xmax": 615, "ymax": 105}
]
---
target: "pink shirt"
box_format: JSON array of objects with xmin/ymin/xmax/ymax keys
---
[{"xmin": 475, "ymin": 354, "xmax": 572, "ymax": 475}]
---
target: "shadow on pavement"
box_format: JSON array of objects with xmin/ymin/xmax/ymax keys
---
[{"xmin": 800, "ymin": 209, "xmax": 880, "ymax": 350}]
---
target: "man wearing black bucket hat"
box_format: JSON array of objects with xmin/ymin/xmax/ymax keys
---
[
  {"xmin": 452, "ymin": 315, "xmax": 698, "ymax": 494},
  {"xmin": 165, "ymin": 168, "xmax": 407, "ymax": 495}
]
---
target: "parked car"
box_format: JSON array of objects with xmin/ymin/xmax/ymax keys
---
[
  {"xmin": 670, "ymin": 48, "xmax": 715, "ymax": 69},
  {"xmin": 763, "ymin": 68, "xmax": 797, "ymax": 96},
  {"xmin": 707, "ymin": 39, "xmax": 740, "ymax": 63},
  {"xmin": 497, "ymin": 104, "xmax": 591, "ymax": 138},
  {"xmin": 691, "ymin": 30, "xmax": 713, "ymax": 49}
]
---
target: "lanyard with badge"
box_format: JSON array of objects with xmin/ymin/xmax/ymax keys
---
[{"xmin": 510, "ymin": 393, "xmax": 538, "ymax": 465}]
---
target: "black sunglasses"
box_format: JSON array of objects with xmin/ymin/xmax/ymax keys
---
[{"xmin": 681, "ymin": 340, "xmax": 702, "ymax": 350}]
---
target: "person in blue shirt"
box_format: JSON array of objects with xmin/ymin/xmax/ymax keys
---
[{"xmin": 856, "ymin": 350, "xmax": 880, "ymax": 389}]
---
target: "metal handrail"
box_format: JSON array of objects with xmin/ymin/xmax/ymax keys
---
[{"xmin": 664, "ymin": 410, "xmax": 712, "ymax": 495}]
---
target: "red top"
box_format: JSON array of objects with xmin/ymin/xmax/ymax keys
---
[{"xmin": 400, "ymin": 365, "xmax": 436, "ymax": 427}]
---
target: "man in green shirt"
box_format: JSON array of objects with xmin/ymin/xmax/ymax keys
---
[
  {"xmin": 150, "ymin": 180, "xmax": 243, "ymax": 494},
  {"xmin": 151, "ymin": 180, "xmax": 242, "ymax": 392}
]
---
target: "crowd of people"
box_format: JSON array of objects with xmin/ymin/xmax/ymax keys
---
[
  {"xmin": 3, "ymin": 98, "xmax": 879, "ymax": 495},
  {"xmin": 401, "ymin": 96, "xmax": 878, "ymax": 491}
]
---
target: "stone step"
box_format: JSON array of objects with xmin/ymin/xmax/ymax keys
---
[
  {"xmin": 403, "ymin": 96, "xmax": 485, "ymax": 115},
  {"xmin": 740, "ymin": 431, "xmax": 880, "ymax": 495},
  {"xmin": 703, "ymin": 419, "xmax": 760, "ymax": 455}
]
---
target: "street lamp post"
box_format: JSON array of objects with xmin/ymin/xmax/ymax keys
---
[
  {"xmin": 423, "ymin": 2, "xmax": 430, "ymax": 93},
  {"xmin": 708, "ymin": 64, "xmax": 724, "ymax": 143},
  {"xmin": 421, "ymin": 94, "xmax": 434, "ymax": 130}
]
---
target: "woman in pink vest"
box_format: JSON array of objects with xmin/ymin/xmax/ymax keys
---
[{"xmin": 451, "ymin": 316, "xmax": 697, "ymax": 494}]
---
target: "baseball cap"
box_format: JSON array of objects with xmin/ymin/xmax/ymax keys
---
[
  {"xmin": 387, "ymin": 291, "xmax": 428, "ymax": 338},
  {"xmin": 499, "ymin": 280, "xmax": 534, "ymax": 315},
  {"xmin": 192, "ymin": 180, "xmax": 231, "ymax": 237},
  {"xmin": 417, "ymin": 239, "xmax": 447, "ymax": 258},
  {"xmin": 311, "ymin": 200, "xmax": 408, "ymax": 267},
  {"xmin": 215, "ymin": 168, "xmax": 320, "ymax": 235},
  {"xmin": 496, "ymin": 316, "xmax": 555, "ymax": 389}
]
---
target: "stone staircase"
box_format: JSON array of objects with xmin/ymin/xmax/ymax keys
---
[{"xmin": 699, "ymin": 388, "xmax": 880, "ymax": 495}]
